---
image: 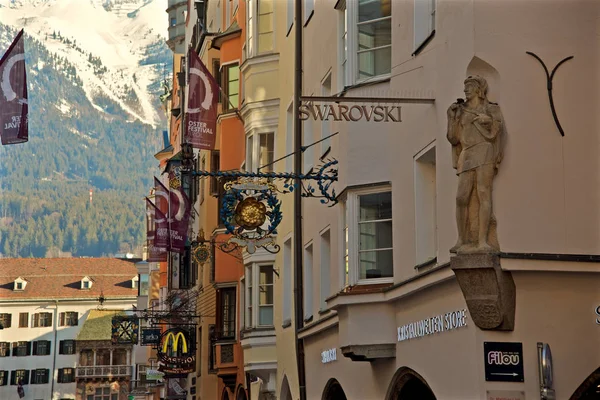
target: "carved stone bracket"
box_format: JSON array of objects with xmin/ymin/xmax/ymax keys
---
[
  {"xmin": 340, "ymin": 344, "xmax": 396, "ymax": 362},
  {"xmin": 451, "ymin": 254, "xmax": 515, "ymax": 331}
]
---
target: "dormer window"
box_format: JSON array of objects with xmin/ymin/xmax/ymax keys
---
[
  {"xmin": 132, "ymin": 275, "xmax": 139, "ymax": 289},
  {"xmin": 81, "ymin": 276, "xmax": 93, "ymax": 290},
  {"xmin": 14, "ymin": 277, "xmax": 26, "ymax": 291}
]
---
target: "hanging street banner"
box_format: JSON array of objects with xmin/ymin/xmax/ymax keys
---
[
  {"xmin": 154, "ymin": 177, "xmax": 171, "ymax": 249},
  {"xmin": 167, "ymin": 167, "xmax": 190, "ymax": 253},
  {"xmin": 140, "ymin": 328, "xmax": 162, "ymax": 346},
  {"xmin": 185, "ymin": 47, "xmax": 218, "ymax": 150},
  {"xmin": 145, "ymin": 198, "xmax": 167, "ymax": 262},
  {"xmin": 0, "ymin": 28, "xmax": 28, "ymax": 145}
]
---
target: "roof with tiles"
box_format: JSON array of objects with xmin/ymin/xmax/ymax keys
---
[{"xmin": 0, "ymin": 258, "xmax": 139, "ymax": 300}]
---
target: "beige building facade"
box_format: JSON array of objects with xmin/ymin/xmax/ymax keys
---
[{"xmin": 271, "ymin": 0, "xmax": 600, "ymax": 400}]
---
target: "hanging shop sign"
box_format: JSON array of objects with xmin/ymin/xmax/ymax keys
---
[
  {"xmin": 157, "ymin": 328, "xmax": 196, "ymax": 374},
  {"xmin": 397, "ymin": 309, "xmax": 467, "ymax": 342},
  {"xmin": 141, "ymin": 328, "xmax": 162, "ymax": 346},
  {"xmin": 111, "ymin": 317, "xmax": 139, "ymax": 345},
  {"xmin": 321, "ymin": 348, "xmax": 337, "ymax": 364},
  {"xmin": 146, "ymin": 369, "xmax": 165, "ymax": 381},
  {"xmin": 484, "ymin": 342, "xmax": 524, "ymax": 382}
]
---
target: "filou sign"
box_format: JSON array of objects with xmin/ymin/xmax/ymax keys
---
[{"xmin": 298, "ymin": 103, "xmax": 402, "ymax": 123}]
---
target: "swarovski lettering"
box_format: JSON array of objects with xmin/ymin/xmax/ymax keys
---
[
  {"xmin": 596, "ymin": 305, "xmax": 600, "ymax": 324},
  {"xmin": 397, "ymin": 309, "xmax": 467, "ymax": 342},
  {"xmin": 298, "ymin": 104, "xmax": 401, "ymax": 123}
]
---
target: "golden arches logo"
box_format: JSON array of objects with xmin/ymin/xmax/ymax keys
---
[{"xmin": 162, "ymin": 331, "xmax": 188, "ymax": 354}]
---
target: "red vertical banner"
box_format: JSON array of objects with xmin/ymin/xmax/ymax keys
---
[
  {"xmin": 185, "ymin": 47, "xmax": 218, "ymax": 150},
  {"xmin": 154, "ymin": 177, "xmax": 171, "ymax": 249},
  {"xmin": 0, "ymin": 28, "xmax": 28, "ymax": 145},
  {"xmin": 168, "ymin": 184, "xmax": 190, "ymax": 253},
  {"xmin": 146, "ymin": 198, "xmax": 167, "ymax": 262}
]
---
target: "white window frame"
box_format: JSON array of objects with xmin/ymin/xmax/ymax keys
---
[
  {"xmin": 282, "ymin": 236, "xmax": 293, "ymax": 325},
  {"xmin": 319, "ymin": 227, "xmax": 331, "ymax": 311},
  {"xmin": 303, "ymin": 242, "xmax": 313, "ymax": 321},
  {"xmin": 247, "ymin": 0, "xmax": 275, "ymax": 58},
  {"xmin": 338, "ymin": 0, "xmax": 392, "ymax": 87},
  {"xmin": 414, "ymin": 0, "xmax": 436, "ymax": 52},
  {"xmin": 245, "ymin": 263, "xmax": 275, "ymax": 328},
  {"xmin": 342, "ymin": 185, "xmax": 393, "ymax": 286},
  {"xmin": 246, "ymin": 130, "xmax": 276, "ymax": 173}
]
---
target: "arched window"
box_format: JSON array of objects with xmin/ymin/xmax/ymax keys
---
[
  {"xmin": 322, "ymin": 378, "xmax": 347, "ymax": 400},
  {"xmin": 385, "ymin": 367, "xmax": 436, "ymax": 400}
]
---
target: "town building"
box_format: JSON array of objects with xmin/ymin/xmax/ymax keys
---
[
  {"xmin": 0, "ymin": 258, "xmax": 138, "ymax": 400},
  {"xmin": 283, "ymin": 1, "xmax": 600, "ymax": 400}
]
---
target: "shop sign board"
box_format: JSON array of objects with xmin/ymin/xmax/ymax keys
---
[
  {"xmin": 486, "ymin": 390, "xmax": 525, "ymax": 400},
  {"xmin": 397, "ymin": 309, "xmax": 467, "ymax": 342},
  {"xmin": 146, "ymin": 369, "xmax": 165, "ymax": 381},
  {"xmin": 484, "ymin": 342, "xmax": 524, "ymax": 382},
  {"xmin": 157, "ymin": 328, "xmax": 196, "ymax": 376},
  {"xmin": 141, "ymin": 328, "xmax": 162, "ymax": 346},
  {"xmin": 321, "ymin": 348, "xmax": 337, "ymax": 364},
  {"xmin": 595, "ymin": 305, "xmax": 600, "ymax": 324}
]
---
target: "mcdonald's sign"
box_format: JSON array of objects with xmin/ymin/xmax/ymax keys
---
[{"xmin": 157, "ymin": 328, "xmax": 195, "ymax": 368}]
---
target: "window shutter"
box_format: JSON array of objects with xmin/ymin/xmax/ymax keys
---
[
  {"xmin": 26, "ymin": 342, "xmax": 31, "ymax": 356},
  {"xmin": 72, "ymin": 340, "xmax": 77, "ymax": 353},
  {"xmin": 59, "ymin": 312, "xmax": 64, "ymax": 326},
  {"xmin": 11, "ymin": 342, "xmax": 17, "ymax": 357},
  {"xmin": 23, "ymin": 370, "xmax": 29, "ymax": 385},
  {"xmin": 10, "ymin": 371, "xmax": 15, "ymax": 385},
  {"xmin": 74, "ymin": 312, "xmax": 79, "ymax": 326},
  {"xmin": 32, "ymin": 341, "xmax": 38, "ymax": 356},
  {"xmin": 43, "ymin": 369, "xmax": 49, "ymax": 384},
  {"xmin": 46, "ymin": 341, "xmax": 51, "ymax": 355},
  {"xmin": 59, "ymin": 340, "xmax": 64, "ymax": 355},
  {"xmin": 30, "ymin": 370, "xmax": 35, "ymax": 384},
  {"xmin": 5, "ymin": 314, "xmax": 11, "ymax": 328},
  {"xmin": 32, "ymin": 314, "xmax": 38, "ymax": 327},
  {"xmin": 58, "ymin": 369, "xmax": 63, "ymax": 383},
  {"xmin": 414, "ymin": 0, "xmax": 432, "ymax": 50}
]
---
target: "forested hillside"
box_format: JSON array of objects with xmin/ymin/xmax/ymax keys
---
[{"xmin": 0, "ymin": 25, "xmax": 170, "ymax": 257}]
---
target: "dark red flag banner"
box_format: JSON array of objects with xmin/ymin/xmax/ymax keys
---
[
  {"xmin": 0, "ymin": 28, "xmax": 28, "ymax": 145},
  {"xmin": 145, "ymin": 197, "xmax": 167, "ymax": 262},
  {"xmin": 185, "ymin": 47, "xmax": 218, "ymax": 150},
  {"xmin": 168, "ymin": 184, "xmax": 191, "ymax": 253},
  {"xmin": 153, "ymin": 177, "xmax": 170, "ymax": 249}
]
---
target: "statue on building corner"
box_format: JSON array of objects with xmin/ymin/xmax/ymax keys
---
[{"xmin": 447, "ymin": 75, "xmax": 506, "ymax": 254}]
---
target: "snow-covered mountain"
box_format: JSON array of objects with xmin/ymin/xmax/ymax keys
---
[{"xmin": 0, "ymin": 0, "xmax": 170, "ymax": 126}]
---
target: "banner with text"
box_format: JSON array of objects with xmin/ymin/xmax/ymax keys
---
[
  {"xmin": 0, "ymin": 28, "xmax": 28, "ymax": 145},
  {"xmin": 145, "ymin": 197, "xmax": 167, "ymax": 262},
  {"xmin": 185, "ymin": 47, "xmax": 218, "ymax": 150}
]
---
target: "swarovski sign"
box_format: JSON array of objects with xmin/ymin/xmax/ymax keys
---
[
  {"xmin": 397, "ymin": 309, "xmax": 467, "ymax": 342},
  {"xmin": 299, "ymin": 103, "xmax": 402, "ymax": 123}
]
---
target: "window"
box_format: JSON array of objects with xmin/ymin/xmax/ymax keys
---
[
  {"xmin": 282, "ymin": 238, "xmax": 292, "ymax": 324},
  {"xmin": 414, "ymin": 0, "xmax": 436, "ymax": 53},
  {"xmin": 132, "ymin": 275, "xmax": 139, "ymax": 289},
  {"xmin": 218, "ymin": 287, "xmax": 236, "ymax": 339},
  {"xmin": 257, "ymin": 0, "xmax": 274, "ymax": 53},
  {"xmin": 246, "ymin": 264, "xmax": 274, "ymax": 327},
  {"xmin": 0, "ymin": 370, "xmax": 7, "ymax": 386},
  {"xmin": 16, "ymin": 282, "xmax": 23, "ymax": 289},
  {"xmin": 19, "ymin": 312, "xmax": 28, "ymax": 328},
  {"xmin": 222, "ymin": 63, "xmax": 239, "ymax": 111},
  {"xmin": 321, "ymin": 74, "xmax": 332, "ymax": 156},
  {"xmin": 59, "ymin": 340, "xmax": 76, "ymax": 355},
  {"xmin": 0, "ymin": 313, "xmax": 11, "ymax": 328},
  {"xmin": 414, "ymin": 144, "xmax": 437, "ymax": 264},
  {"xmin": 140, "ymin": 274, "xmax": 149, "ymax": 296},
  {"xmin": 320, "ymin": 230, "xmax": 331, "ymax": 311},
  {"xmin": 32, "ymin": 312, "xmax": 52, "ymax": 327},
  {"xmin": 0, "ymin": 342, "xmax": 10, "ymax": 357},
  {"xmin": 338, "ymin": 0, "xmax": 392, "ymax": 85},
  {"xmin": 246, "ymin": 132, "xmax": 275, "ymax": 173},
  {"xmin": 88, "ymin": 387, "xmax": 112, "ymax": 400},
  {"xmin": 216, "ymin": 0, "xmax": 222, "ymax": 32},
  {"xmin": 247, "ymin": 0, "xmax": 254, "ymax": 57},
  {"xmin": 303, "ymin": 118, "xmax": 313, "ymax": 172},
  {"xmin": 286, "ymin": 0, "xmax": 293, "ymax": 35},
  {"xmin": 33, "ymin": 340, "xmax": 51, "ymax": 356},
  {"xmin": 170, "ymin": 17, "xmax": 177, "ymax": 27},
  {"xmin": 14, "ymin": 278, "xmax": 26, "ymax": 291},
  {"xmin": 59, "ymin": 312, "xmax": 78, "ymax": 326},
  {"xmin": 31, "ymin": 369, "xmax": 49, "ymax": 384},
  {"xmin": 286, "ymin": 102, "xmax": 293, "ymax": 172},
  {"xmin": 343, "ymin": 187, "xmax": 393, "ymax": 284},
  {"xmin": 303, "ymin": 244, "xmax": 313, "ymax": 321},
  {"xmin": 81, "ymin": 277, "xmax": 92, "ymax": 289},
  {"xmin": 304, "ymin": 0, "xmax": 314, "ymax": 25},
  {"xmin": 10, "ymin": 369, "xmax": 28, "ymax": 385},
  {"xmin": 58, "ymin": 368, "xmax": 75, "ymax": 383},
  {"xmin": 210, "ymin": 151, "xmax": 221, "ymax": 196},
  {"xmin": 12, "ymin": 341, "xmax": 31, "ymax": 357}
]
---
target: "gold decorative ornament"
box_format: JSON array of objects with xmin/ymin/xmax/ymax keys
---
[{"xmin": 234, "ymin": 197, "xmax": 267, "ymax": 230}]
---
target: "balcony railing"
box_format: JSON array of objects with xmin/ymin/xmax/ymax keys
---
[{"xmin": 76, "ymin": 365, "xmax": 132, "ymax": 378}]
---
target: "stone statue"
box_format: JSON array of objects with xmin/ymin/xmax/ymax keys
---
[{"xmin": 447, "ymin": 75, "xmax": 506, "ymax": 254}]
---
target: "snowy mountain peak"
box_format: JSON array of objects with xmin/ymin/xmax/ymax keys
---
[{"xmin": 0, "ymin": 0, "xmax": 170, "ymax": 126}]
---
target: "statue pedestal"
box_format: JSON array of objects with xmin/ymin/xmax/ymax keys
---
[{"xmin": 451, "ymin": 253, "xmax": 515, "ymax": 331}]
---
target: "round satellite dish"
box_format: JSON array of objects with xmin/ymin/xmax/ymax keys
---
[{"xmin": 541, "ymin": 343, "xmax": 553, "ymax": 388}]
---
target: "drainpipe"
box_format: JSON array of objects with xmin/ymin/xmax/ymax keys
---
[
  {"xmin": 50, "ymin": 300, "xmax": 59, "ymax": 400},
  {"xmin": 293, "ymin": 0, "xmax": 306, "ymax": 399}
]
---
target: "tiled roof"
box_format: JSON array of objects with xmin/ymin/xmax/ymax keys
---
[
  {"xmin": 77, "ymin": 309, "xmax": 125, "ymax": 341},
  {"xmin": 0, "ymin": 258, "xmax": 139, "ymax": 300}
]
